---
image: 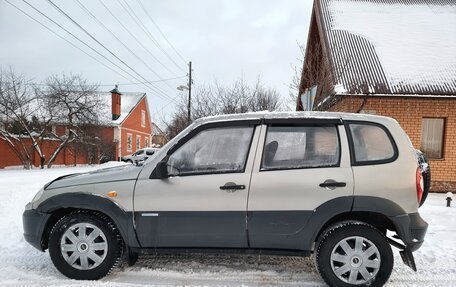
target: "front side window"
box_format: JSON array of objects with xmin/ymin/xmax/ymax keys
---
[
  {"xmin": 421, "ymin": 118, "xmax": 444, "ymax": 159},
  {"xmin": 167, "ymin": 126, "xmax": 254, "ymax": 176},
  {"xmin": 349, "ymin": 123, "xmax": 396, "ymax": 164},
  {"xmin": 261, "ymin": 125, "xmax": 340, "ymax": 170}
]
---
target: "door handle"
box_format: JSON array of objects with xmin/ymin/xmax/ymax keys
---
[
  {"xmin": 319, "ymin": 180, "xmax": 346, "ymax": 189},
  {"xmin": 220, "ymin": 183, "xmax": 245, "ymax": 192}
]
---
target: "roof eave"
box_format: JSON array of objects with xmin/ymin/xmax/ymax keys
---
[
  {"xmin": 336, "ymin": 93, "xmax": 456, "ymax": 98},
  {"xmin": 117, "ymin": 93, "xmax": 147, "ymax": 126}
]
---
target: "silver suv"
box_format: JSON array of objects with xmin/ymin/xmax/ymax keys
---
[
  {"xmin": 23, "ymin": 112, "xmax": 429, "ymax": 286},
  {"xmin": 121, "ymin": 147, "xmax": 159, "ymax": 164}
]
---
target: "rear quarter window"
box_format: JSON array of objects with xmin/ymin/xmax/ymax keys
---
[{"xmin": 347, "ymin": 122, "xmax": 397, "ymax": 165}]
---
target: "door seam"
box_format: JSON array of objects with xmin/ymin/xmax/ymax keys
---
[{"xmin": 245, "ymin": 124, "xmax": 264, "ymax": 248}]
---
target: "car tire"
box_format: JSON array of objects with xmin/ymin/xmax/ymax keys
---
[
  {"xmin": 316, "ymin": 222, "xmax": 393, "ymax": 287},
  {"xmin": 48, "ymin": 211, "xmax": 123, "ymax": 280}
]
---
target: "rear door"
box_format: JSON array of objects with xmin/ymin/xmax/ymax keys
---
[{"xmin": 247, "ymin": 119, "xmax": 354, "ymax": 250}]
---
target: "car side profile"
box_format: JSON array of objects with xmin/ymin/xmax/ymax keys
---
[
  {"xmin": 23, "ymin": 112, "xmax": 429, "ymax": 286},
  {"xmin": 121, "ymin": 147, "xmax": 158, "ymax": 164}
]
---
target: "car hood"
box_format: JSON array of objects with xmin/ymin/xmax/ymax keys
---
[{"xmin": 45, "ymin": 164, "xmax": 142, "ymax": 190}]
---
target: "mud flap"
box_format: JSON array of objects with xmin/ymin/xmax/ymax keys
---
[
  {"xmin": 126, "ymin": 246, "xmax": 139, "ymax": 266},
  {"xmin": 399, "ymin": 247, "xmax": 417, "ymax": 271},
  {"xmin": 389, "ymin": 238, "xmax": 417, "ymax": 271}
]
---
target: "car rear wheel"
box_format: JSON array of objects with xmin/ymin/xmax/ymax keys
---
[
  {"xmin": 316, "ymin": 222, "xmax": 393, "ymax": 287},
  {"xmin": 48, "ymin": 211, "xmax": 123, "ymax": 280}
]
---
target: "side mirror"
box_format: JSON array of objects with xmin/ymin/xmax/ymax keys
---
[
  {"xmin": 146, "ymin": 150, "xmax": 154, "ymax": 156},
  {"xmin": 155, "ymin": 160, "xmax": 169, "ymax": 179}
]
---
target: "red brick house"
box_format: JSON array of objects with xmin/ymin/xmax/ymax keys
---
[
  {"xmin": 108, "ymin": 87, "xmax": 152, "ymax": 160},
  {"xmin": 297, "ymin": 0, "xmax": 456, "ymax": 192},
  {"xmin": 0, "ymin": 87, "xmax": 152, "ymax": 168}
]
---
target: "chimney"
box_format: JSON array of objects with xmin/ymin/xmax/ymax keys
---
[{"xmin": 110, "ymin": 85, "xmax": 122, "ymax": 121}]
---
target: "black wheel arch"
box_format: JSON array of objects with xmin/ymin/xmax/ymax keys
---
[
  {"xmin": 303, "ymin": 196, "xmax": 407, "ymax": 251},
  {"xmin": 36, "ymin": 193, "xmax": 140, "ymax": 250}
]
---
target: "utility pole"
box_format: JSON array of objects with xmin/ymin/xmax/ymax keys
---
[{"xmin": 187, "ymin": 61, "xmax": 192, "ymax": 123}]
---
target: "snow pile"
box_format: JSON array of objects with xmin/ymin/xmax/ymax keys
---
[
  {"xmin": 0, "ymin": 166, "xmax": 455, "ymax": 286},
  {"xmin": 326, "ymin": 0, "xmax": 456, "ymax": 93}
]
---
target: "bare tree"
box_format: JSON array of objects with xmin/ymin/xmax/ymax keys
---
[
  {"xmin": 0, "ymin": 68, "xmax": 52, "ymax": 168},
  {"xmin": 163, "ymin": 77, "xmax": 282, "ymax": 139},
  {"xmin": 287, "ymin": 43, "xmax": 305, "ymax": 110},
  {"xmin": 39, "ymin": 74, "xmax": 103, "ymax": 167},
  {"xmin": 0, "ymin": 69, "xmax": 104, "ymax": 169}
]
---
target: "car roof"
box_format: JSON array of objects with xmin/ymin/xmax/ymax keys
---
[{"xmin": 194, "ymin": 111, "xmax": 395, "ymax": 125}]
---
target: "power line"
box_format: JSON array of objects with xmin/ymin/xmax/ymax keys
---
[
  {"xmin": 45, "ymin": 0, "xmax": 177, "ymax": 103},
  {"xmin": 136, "ymin": 0, "xmax": 187, "ymax": 65},
  {"xmin": 99, "ymin": 76, "xmax": 187, "ymax": 86},
  {"xmin": 3, "ymin": 0, "xmax": 131, "ymax": 84},
  {"xmin": 98, "ymin": 0, "xmax": 181, "ymax": 79},
  {"xmin": 116, "ymin": 0, "xmax": 187, "ymax": 74},
  {"xmin": 20, "ymin": 0, "xmax": 175, "ymax": 104},
  {"xmin": 73, "ymin": 0, "xmax": 176, "ymax": 96},
  {"xmin": 20, "ymin": 76, "xmax": 186, "ymax": 87}
]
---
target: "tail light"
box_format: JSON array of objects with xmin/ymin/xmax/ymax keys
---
[{"xmin": 416, "ymin": 167, "xmax": 424, "ymax": 204}]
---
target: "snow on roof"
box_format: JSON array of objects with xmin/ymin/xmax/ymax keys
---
[
  {"xmin": 319, "ymin": 0, "xmax": 456, "ymax": 95},
  {"xmin": 99, "ymin": 92, "xmax": 145, "ymax": 125},
  {"xmin": 195, "ymin": 110, "xmax": 393, "ymax": 124}
]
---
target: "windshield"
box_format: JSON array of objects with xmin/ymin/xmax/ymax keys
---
[{"xmin": 142, "ymin": 122, "xmax": 197, "ymax": 165}]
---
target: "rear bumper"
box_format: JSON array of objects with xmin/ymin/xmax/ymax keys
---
[
  {"xmin": 23, "ymin": 206, "xmax": 50, "ymax": 252},
  {"xmin": 391, "ymin": 212, "xmax": 428, "ymax": 252}
]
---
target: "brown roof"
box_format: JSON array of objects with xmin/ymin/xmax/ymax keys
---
[{"xmin": 316, "ymin": 0, "xmax": 456, "ymax": 95}]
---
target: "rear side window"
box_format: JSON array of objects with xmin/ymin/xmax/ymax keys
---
[
  {"xmin": 261, "ymin": 125, "xmax": 340, "ymax": 171},
  {"xmin": 348, "ymin": 123, "xmax": 396, "ymax": 164}
]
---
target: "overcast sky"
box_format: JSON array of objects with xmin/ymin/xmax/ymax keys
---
[{"xmin": 0, "ymin": 0, "xmax": 312, "ymax": 122}]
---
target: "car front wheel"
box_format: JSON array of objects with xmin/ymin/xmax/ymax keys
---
[
  {"xmin": 316, "ymin": 222, "xmax": 393, "ymax": 287},
  {"xmin": 48, "ymin": 211, "xmax": 123, "ymax": 280}
]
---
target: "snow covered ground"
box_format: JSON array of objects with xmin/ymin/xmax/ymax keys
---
[{"xmin": 0, "ymin": 164, "xmax": 455, "ymax": 286}]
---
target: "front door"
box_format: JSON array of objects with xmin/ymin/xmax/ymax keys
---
[{"xmin": 134, "ymin": 123, "xmax": 261, "ymax": 248}]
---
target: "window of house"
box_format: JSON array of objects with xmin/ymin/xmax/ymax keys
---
[
  {"xmin": 141, "ymin": 110, "xmax": 146, "ymax": 127},
  {"xmin": 136, "ymin": 135, "xmax": 141, "ymax": 150},
  {"xmin": 348, "ymin": 123, "xmax": 396, "ymax": 164},
  {"xmin": 167, "ymin": 126, "xmax": 254, "ymax": 176},
  {"xmin": 261, "ymin": 125, "xmax": 340, "ymax": 171},
  {"xmin": 127, "ymin": 134, "xmax": 133, "ymax": 152},
  {"xmin": 421, "ymin": 118, "xmax": 445, "ymax": 159},
  {"xmin": 145, "ymin": 136, "xmax": 149, "ymax": 148}
]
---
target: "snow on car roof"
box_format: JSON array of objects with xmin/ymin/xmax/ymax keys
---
[
  {"xmin": 195, "ymin": 111, "xmax": 394, "ymax": 124},
  {"xmin": 319, "ymin": 0, "xmax": 456, "ymax": 95}
]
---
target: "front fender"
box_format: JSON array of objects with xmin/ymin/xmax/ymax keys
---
[{"xmin": 36, "ymin": 193, "xmax": 140, "ymax": 248}]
